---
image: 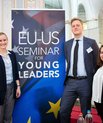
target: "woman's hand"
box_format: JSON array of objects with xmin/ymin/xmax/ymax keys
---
[{"xmin": 16, "ymin": 86, "xmax": 21, "ymax": 98}]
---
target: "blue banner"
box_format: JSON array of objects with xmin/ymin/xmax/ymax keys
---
[{"xmin": 12, "ymin": 10, "xmax": 65, "ymax": 123}]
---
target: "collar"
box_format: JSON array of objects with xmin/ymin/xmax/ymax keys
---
[
  {"xmin": 0, "ymin": 50, "xmax": 11, "ymax": 57},
  {"xmin": 74, "ymin": 36, "xmax": 83, "ymax": 41}
]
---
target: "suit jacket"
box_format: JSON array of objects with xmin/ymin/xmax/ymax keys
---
[
  {"xmin": 0, "ymin": 51, "xmax": 19, "ymax": 105},
  {"xmin": 65, "ymin": 36, "xmax": 99, "ymax": 84}
]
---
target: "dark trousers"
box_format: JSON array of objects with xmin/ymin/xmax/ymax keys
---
[
  {"xmin": 0, "ymin": 83, "xmax": 15, "ymax": 123},
  {"xmin": 60, "ymin": 78, "xmax": 91, "ymax": 123},
  {"xmin": 95, "ymin": 102, "xmax": 103, "ymax": 122}
]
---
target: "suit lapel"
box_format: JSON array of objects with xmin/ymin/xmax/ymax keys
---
[
  {"xmin": 8, "ymin": 52, "xmax": 15, "ymax": 74},
  {"xmin": 83, "ymin": 36, "xmax": 91, "ymax": 62},
  {"xmin": 83, "ymin": 37, "xmax": 87, "ymax": 60},
  {"xmin": 67, "ymin": 39, "xmax": 73, "ymax": 61},
  {"xmin": 0, "ymin": 55, "xmax": 5, "ymax": 71},
  {"xmin": 8, "ymin": 52, "xmax": 13, "ymax": 64}
]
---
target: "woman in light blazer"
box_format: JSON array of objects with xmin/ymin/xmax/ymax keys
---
[
  {"xmin": 0, "ymin": 32, "xmax": 21, "ymax": 123},
  {"xmin": 92, "ymin": 45, "xmax": 103, "ymax": 122}
]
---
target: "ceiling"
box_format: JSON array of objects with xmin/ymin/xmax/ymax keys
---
[{"xmin": 44, "ymin": 0, "xmax": 62, "ymax": 9}]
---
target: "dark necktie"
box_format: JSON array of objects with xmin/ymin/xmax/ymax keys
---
[{"xmin": 73, "ymin": 40, "xmax": 79, "ymax": 77}]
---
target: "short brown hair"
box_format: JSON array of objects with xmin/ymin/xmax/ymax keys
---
[{"xmin": 70, "ymin": 17, "xmax": 83, "ymax": 25}]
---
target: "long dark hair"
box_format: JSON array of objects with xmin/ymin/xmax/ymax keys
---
[{"xmin": 97, "ymin": 45, "xmax": 103, "ymax": 67}]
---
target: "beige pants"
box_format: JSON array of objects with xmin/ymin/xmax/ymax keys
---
[{"xmin": 0, "ymin": 83, "xmax": 15, "ymax": 123}]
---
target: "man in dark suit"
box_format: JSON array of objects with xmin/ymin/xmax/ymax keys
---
[{"xmin": 60, "ymin": 18, "xmax": 99, "ymax": 123}]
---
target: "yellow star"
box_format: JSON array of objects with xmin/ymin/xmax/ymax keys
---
[
  {"xmin": 27, "ymin": 117, "xmax": 31, "ymax": 123},
  {"xmin": 46, "ymin": 99, "xmax": 61, "ymax": 119}
]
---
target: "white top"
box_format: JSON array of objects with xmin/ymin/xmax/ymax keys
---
[
  {"xmin": 68, "ymin": 36, "xmax": 87, "ymax": 76},
  {"xmin": 92, "ymin": 66, "xmax": 103, "ymax": 103}
]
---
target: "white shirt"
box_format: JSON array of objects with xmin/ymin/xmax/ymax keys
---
[
  {"xmin": 68, "ymin": 37, "xmax": 87, "ymax": 76},
  {"xmin": 92, "ymin": 66, "xmax": 103, "ymax": 103}
]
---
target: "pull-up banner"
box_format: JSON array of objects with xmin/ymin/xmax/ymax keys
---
[{"xmin": 12, "ymin": 10, "xmax": 65, "ymax": 123}]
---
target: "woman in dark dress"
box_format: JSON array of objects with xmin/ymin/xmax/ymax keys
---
[{"xmin": 92, "ymin": 45, "xmax": 103, "ymax": 122}]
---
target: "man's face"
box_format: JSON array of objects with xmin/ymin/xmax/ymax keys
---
[{"xmin": 71, "ymin": 20, "xmax": 83, "ymax": 37}]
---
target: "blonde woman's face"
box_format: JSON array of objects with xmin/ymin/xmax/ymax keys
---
[
  {"xmin": 100, "ymin": 47, "xmax": 103, "ymax": 61},
  {"xmin": 0, "ymin": 34, "xmax": 8, "ymax": 50}
]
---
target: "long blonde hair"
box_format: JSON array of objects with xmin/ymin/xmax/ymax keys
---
[{"xmin": 0, "ymin": 32, "xmax": 8, "ymax": 39}]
